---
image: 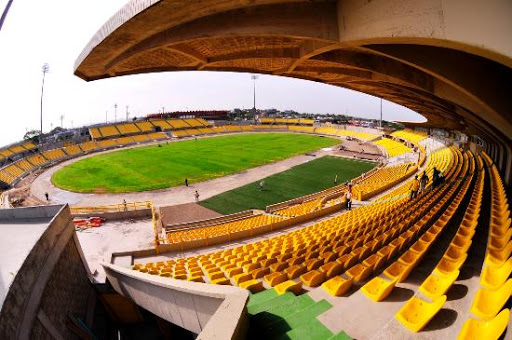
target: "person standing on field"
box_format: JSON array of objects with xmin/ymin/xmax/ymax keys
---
[{"xmin": 194, "ymin": 190, "xmax": 200, "ymax": 202}]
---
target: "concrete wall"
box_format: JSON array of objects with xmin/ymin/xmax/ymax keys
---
[
  {"xmin": 103, "ymin": 263, "xmax": 249, "ymax": 339},
  {"xmin": 72, "ymin": 208, "xmax": 152, "ymax": 221},
  {"xmin": 0, "ymin": 205, "xmax": 95, "ymax": 339}
]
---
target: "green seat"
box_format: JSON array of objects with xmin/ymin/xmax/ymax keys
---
[
  {"xmin": 457, "ymin": 308, "xmax": 510, "ymax": 340},
  {"xmin": 470, "ymin": 279, "xmax": 512, "ymax": 321},
  {"xmin": 395, "ymin": 295, "xmax": 447, "ymax": 332}
]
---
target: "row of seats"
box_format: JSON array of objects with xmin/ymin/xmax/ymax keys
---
[
  {"xmin": 390, "ymin": 129, "xmax": 428, "ymax": 144},
  {"xmin": 260, "ymin": 118, "xmax": 314, "ymax": 125},
  {"xmin": 352, "ymin": 162, "xmax": 417, "ymax": 200},
  {"xmin": 456, "ymin": 153, "xmax": 512, "ymax": 339},
  {"xmin": 274, "ymin": 198, "xmax": 324, "ymax": 218},
  {"xmin": 374, "ymin": 138, "xmax": 412, "ymax": 157},
  {"xmin": 132, "ymin": 147, "xmax": 457, "ymax": 294},
  {"xmin": 0, "ymin": 140, "xmax": 37, "ymax": 162},
  {"xmin": 89, "ymin": 119, "xmax": 210, "ymax": 139}
]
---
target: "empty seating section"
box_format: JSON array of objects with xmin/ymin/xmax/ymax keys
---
[
  {"xmin": 390, "ymin": 129, "xmax": 427, "ymax": 144},
  {"xmin": 260, "ymin": 118, "xmax": 274, "ymax": 124},
  {"xmin": 240, "ymin": 126, "xmax": 254, "ymax": 131},
  {"xmin": 15, "ymin": 159, "xmax": 36, "ymax": 172},
  {"xmin": 42, "ymin": 148, "xmax": 66, "ymax": 161},
  {"xmin": 116, "ymin": 123, "xmax": 141, "ymax": 135},
  {"xmin": 97, "ymin": 140, "xmax": 117, "ymax": 148},
  {"xmin": 22, "ymin": 141, "xmax": 37, "ymax": 151},
  {"xmin": 27, "ymin": 154, "xmax": 47, "ymax": 166},
  {"xmin": 182, "ymin": 119, "xmax": 203, "ymax": 127},
  {"xmin": 9, "ymin": 145, "xmax": 26, "ymax": 154},
  {"xmin": 314, "ymin": 127, "xmax": 337, "ymax": 135},
  {"xmin": 353, "ymin": 163, "xmax": 417, "ymax": 200},
  {"xmin": 173, "ymin": 129, "xmax": 201, "ymax": 137},
  {"xmin": 166, "ymin": 119, "xmax": 189, "ymax": 129},
  {"xmin": 164, "ymin": 215, "xmax": 285, "ymax": 246},
  {"xmin": 337, "ymin": 130, "xmax": 377, "ymax": 141},
  {"xmin": 456, "ymin": 152, "xmax": 511, "ymax": 339},
  {"xmin": 374, "ymin": 138, "xmax": 411, "ymax": 157},
  {"xmin": 223, "ymin": 125, "xmax": 243, "ymax": 132},
  {"xmin": 195, "ymin": 118, "xmax": 210, "ymax": 126},
  {"xmin": 80, "ymin": 141, "xmax": 98, "ymax": 151},
  {"xmin": 63, "ymin": 144, "xmax": 83, "ymax": 155},
  {"xmin": 115, "ymin": 136, "xmax": 135, "ymax": 145},
  {"xmin": 274, "ymin": 198, "xmax": 323, "ymax": 217},
  {"xmin": 89, "ymin": 127, "xmax": 102, "ymax": 139},
  {"xmin": 135, "ymin": 121, "xmax": 154, "ymax": 132},
  {"xmin": 0, "ymin": 170, "xmax": 15, "ymax": 184},
  {"xmin": 132, "ymin": 134, "xmax": 151, "ymax": 142},
  {"xmin": 150, "ymin": 120, "xmax": 172, "ymax": 130},
  {"xmin": 197, "ymin": 128, "xmax": 215, "ymax": 134},
  {"xmin": 289, "ymin": 126, "xmax": 314, "ymax": 133},
  {"xmin": 99, "ymin": 125, "xmax": 121, "ymax": 138},
  {"xmin": 147, "ymin": 132, "xmax": 167, "ymax": 140},
  {"xmin": 3, "ymin": 164, "xmax": 24, "ymax": 178}
]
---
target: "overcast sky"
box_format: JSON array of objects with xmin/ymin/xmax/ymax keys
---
[{"xmin": 0, "ymin": 0, "xmax": 425, "ymax": 147}]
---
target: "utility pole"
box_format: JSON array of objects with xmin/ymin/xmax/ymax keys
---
[
  {"xmin": 126, "ymin": 105, "xmax": 129, "ymax": 121},
  {"xmin": 105, "ymin": 110, "xmax": 108, "ymax": 123},
  {"xmin": 40, "ymin": 63, "xmax": 50, "ymax": 146},
  {"xmin": 60, "ymin": 114, "xmax": 64, "ymax": 128},
  {"xmin": 0, "ymin": 0, "xmax": 14, "ymax": 31},
  {"xmin": 114, "ymin": 103, "xmax": 118, "ymax": 122}
]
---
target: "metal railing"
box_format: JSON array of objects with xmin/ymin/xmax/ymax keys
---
[{"xmin": 70, "ymin": 200, "xmax": 152, "ymax": 214}]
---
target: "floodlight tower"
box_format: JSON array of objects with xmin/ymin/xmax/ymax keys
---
[
  {"xmin": 379, "ymin": 98, "xmax": 383, "ymax": 128},
  {"xmin": 40, "ymin": 63, "xmax": 50, "ymax": 146},
  {"xmin": 251, "ymin": 75, "xmax": 258, "ymax": 113},
  {"xmin": 114, "ymin": 103, "xmax": 118, "ymax": 122}
]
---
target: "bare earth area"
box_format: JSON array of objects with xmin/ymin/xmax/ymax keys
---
[{"xmin": 160, "ymin": 203, "xmax": 222, "ymax": 225}]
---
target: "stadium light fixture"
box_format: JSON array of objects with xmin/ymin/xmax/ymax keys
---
[
  {"xmin": 40, "ymin": 63, "xmax": 50, "ymax": 146},
  {"xmin": 251, "ymin": 75, "xmax": 258, "ymax": 112}
]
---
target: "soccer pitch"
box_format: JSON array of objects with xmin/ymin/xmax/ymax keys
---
[
  {"xmin": 200, "ymin": 156, "xmax": 375, "ymax": 214},
  {"xmin": 52, "ymin": 133, "xmax": 339, "ymax": 193}
]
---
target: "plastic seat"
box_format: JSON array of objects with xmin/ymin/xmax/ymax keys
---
[
  {"xmin": 264, "ymin": 272, "xmax": 288, "ymax": 287},
  {"xmin": 445, "ymin": 243, "xmax": 471, "ymax": 261},
  {"xmin": 250, "ymin": 267, "xmax": 270, "ymax": 279},
  {"xmin": 285, "ymin": 265, "xmax": 307, "ymax": 279},
  {"xmin": 233, "ymin": 272, "xmax": 252, "ymax": 285},
  {"xmin": 395, "ymin": 295, "xmax": 447, "ymax": 332},
  {"xmin": 300, "ymin": 270, "xmax": 326, "ymax": 287},
  {"xmin": 336, "ymin": 254, "xmax": 357, "ymax": 270},
  {"xmin": 321, "ymin": 276, "xmax": 353, "ymax": 296},
  {"xmin": 275, "ymin": 280, "xmax": 302, "ymax": 295},
  {"xmin": 319, "ymin": 261, "xmax": 343, "ymax": 278},
  {"xmin": 398, "ymin": 250, "xmax": 421, "ymax": 268},
  {"xmin": 433, "ymin": 254, "xmax": 467, "ymax": 276},
  {"xmin": 212, "ymin": 277, "xmax": 231, "ymax": 285},
  {"xmin": 457, "ymin": 308, "xmax": 510, "ymax": 340},
  {"xmin": 480, "ymin": 258, "xmax": 512, "ymax": 290},
  {"xmin": 270, "ymin": 261, "xmax": 289, "ymax": 272},
  {"xmin": 419, "ymin": 270, "xmax": 459, "ymax": 300},
  {"xmin": 188, "ymin": 275, "xmax": 204, "ymax": 283},
  {"xmin": 470, "ymin": 279, "xmax": 512, "ymax": 321},
  {"xmin": 227, "ymin": 267, "xmax": 243, "ymax": 277},
  {"xmin": 345, "ymin": 263, "xmax": 372, "ymax": 282},
  {"xmin": 239, "ymin": 279, "xmax": 264, "ymax": 293},
  {"xmin": 383, "ymin": 262, "xmax": 415, "ymax": 283},
  {"xmin": 361, "ymin": 277, "xmax": 398, "ymax": 302},
  {"xmin": 305, "ymin": 258, "xmax": 324, "ymax": 271}
]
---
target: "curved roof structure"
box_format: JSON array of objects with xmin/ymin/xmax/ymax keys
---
[{"xmin": 74, "ymin": 0, "xmax": 512, "ymax": 181}]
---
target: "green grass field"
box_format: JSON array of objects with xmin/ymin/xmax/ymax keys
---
[
  {"xmin": 52, "ymin": 133, "xmax": 339, "ymax": 193},
  {"xmin": 200, "ymin": 156, "xmax": 375, "ymax": 214}
]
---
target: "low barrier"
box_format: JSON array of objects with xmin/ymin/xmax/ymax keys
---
[
  {"xmin": 165, "ymin": 210, "xmax": 256, "ymax": 231},
  {"xmin": 70, "ymin": 201, "xmax": 152, "ymax": 214}
]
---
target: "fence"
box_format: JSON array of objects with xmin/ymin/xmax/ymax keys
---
[{"xmin": 70, "ymin": 201, "xmax": 152, "ymax": 214}]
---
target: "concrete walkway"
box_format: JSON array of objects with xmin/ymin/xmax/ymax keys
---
[{"xmin": 30, "ymin": 148, "xmax": 335, "ymax": 206}]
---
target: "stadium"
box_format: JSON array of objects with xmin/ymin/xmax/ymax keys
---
[{"xmin": 0, "ymin": 1, "xmax": 511, "ymax": 340}]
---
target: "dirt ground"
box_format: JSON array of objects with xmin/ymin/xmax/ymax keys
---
[{"xmin": 160, "ymin": 203, "xmax": 222, "ymax": 226}]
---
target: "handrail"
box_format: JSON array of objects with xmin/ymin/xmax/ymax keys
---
[{"xmin": 70, "ymin": 200, "xmax": 152, "ymax": 214}]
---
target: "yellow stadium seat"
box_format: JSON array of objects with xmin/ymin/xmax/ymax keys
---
[
  {"xmin": 433, "ymin": 254, "xmax": 467, "ymax": 276},
  {"xmin": 212, "ymin": 277, "xmax": 231, "ymax": 285},
  {"xmin": 419, "ymin": 270, "xmax": 459, "ymax": 300},
  {"xmin": 300, "ymin": 270, "xmax": 326, "ymax": 287},
  {"xmin": 345, "ymin": 263, "xmax": 372, "ymax": 282},
  {"xmin": 275, "ymin": 280, "xmax": 302, "ymax": 295},
  {"xmin": 305, "ymin": 258, "xmax": 323, "ymax": 271},
  {"xmin": 188, "ymin": 276, "xmax": 204, "ymax": 283},
  {"xmin": 208, "ymin": 271, "xmax": 225, "ymax": 281},
  {"xmin": 480, "ymin": 258, "xmax": 512, "ymax": 290},
  {"xmin": 361, "ymin": 276, "xmax": 398, "ymax": 302},
  {"xmin": 383, "ymin": 262, "xmax": 415, "ymax": 283},
  {"xmin": 457, "ymin": 308, "xmax": 510, "ymax": 340},
  {"xmin": 227, "ymin": 267, "xmax": 243, "ymax": 277},
  {"xmin": 264, "ymin": 272, "xmax": 288, "ymax": 287},
  {"xmin": 251, "ymin": 267, "xmax": 270, "ymax": 279},
  {"xmin": 470, "ymin": 279, "xmax": 512, "ymax": 321},
  {"xmin": 239, "ymin": 279, "xmax": 264, "ymax": 293},
  {"xmin": 321, "ymin": 276, "xmax": 353, "ymax": 296},
  {"xmin": 485, "ymin": 241, "xmax": 512, "ymax": 266},
  {"xmin": 319, "ymin": 261, "xmax": 343, "ymax": 279},
  {"xmin": 395, "ymin": 295, "xmax": 447, "ymax": 332},
  {"xmin": 285, "ymin": 265, "xmax": 307, "ymax": 279},
  {"xmin": 233, "ymin": 272, "xmax": 253, "ymax": 285},
  {"xmin": 336, "ymin": 254, "xmax": 358, "ymax": 270},
  {"xmin": 270, "ymin": 262, "xmax": 289, "ymax": 272}
]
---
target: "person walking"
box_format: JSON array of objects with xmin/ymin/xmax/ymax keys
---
[
  {"xmin": 409, "ymin": 175, "xmax": 420, "ymax": 200},
  {"xmin": 185, "ymin": 178, "xmax": 189, "ymax": 187},
  {"xmin": 259, "ymin": 180, "xmax": 265, "ymax": 191},
  {"xmin": 44, "ymin": 192, "xmax": 49, "ymax": 202},
  {"xmin": 123, "ymin": 199, "xmax": 128, "ymax": 211},
  {"xmin": 419, "ymin": 171, "xmax": 428, "ymax": 194},
  {"xmin": 334, "ymin": 174, "xmax": 338, "ymax": 185},
  {"xmin": 345, "ymin": 183, "xmax": 353, "ymax": 211},
  {"xmin": 194, "ymin": 190, "xmax": 200, "ymax": 202}
]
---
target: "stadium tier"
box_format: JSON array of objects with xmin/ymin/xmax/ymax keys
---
[
  {"xmin": 63, "ymin": 144, "xmax": 83, "ymax": 156},
  {"xmin": 374, "ymin": 137, "xmax": 412, "ymax": 157},
  {"xmin": 135, "ymin": 121, "xmax": 154, "ymax": 132},
  {"xmin": 150, "ymin": 120, "xmax": 173, "ymax": 130},
  {"xmin": 42, "ymin": 148, "xmax": 66, "ymax": 161},
  {"xmin": 391, "ymin": 129, "xmax": 428, "ymax": 144},
  {"xmin": 289, "ymin": 126, "xmax": 315, "ymax": 133},
  {"xmin": 115, "ymin": 136, "xmax": 135, "ymax": 145},
  {"xmin": 88, "ymin": 127, "xmax": 102, "ymax": 139},
  {"xmin": 116, "ymin": 123, "xmax": 141, "ymax": 135},
  {"xmin": 147, "ymin": 132, "xmax": 167, "ymax": 140},
  {"xmin": 173, "ymin": 129, "xmax": 201, "ymax": 137},
  {"xmin": 80, "ymin": 140, "xmax": 98, "ymax": 151},
  {"xmin": 274, "ymin": 198, "xmax": 324, "ymax": 218},
  {"xmin": 132, "ymin": 134, "xmax": 151, "ymax": 142},
  {"xmin": 99, "ymin": 125, "xmax": 121, "ymax": 138},
  {"xmin": 97, "ymin": 139, "xmax": 117, "ymax": 148}
]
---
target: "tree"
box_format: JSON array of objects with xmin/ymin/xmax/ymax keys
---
[{"xmin": 23, "ymin": 129, "xmax": 41, "ymax": 141}]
